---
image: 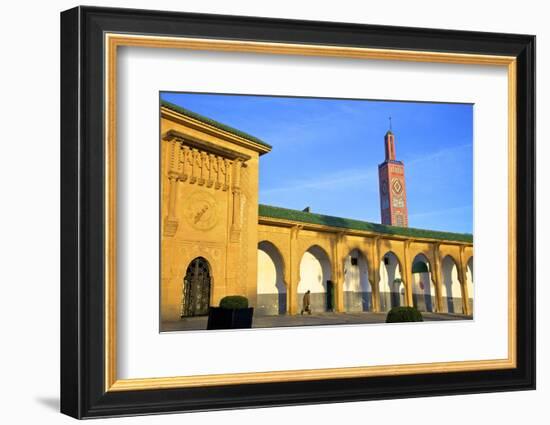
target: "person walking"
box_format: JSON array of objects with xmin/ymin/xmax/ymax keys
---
[{"xmin": 301, "ymin": 290, "xmax": 312, "ymax": 315}]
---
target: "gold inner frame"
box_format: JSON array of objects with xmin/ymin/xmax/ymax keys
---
[{"xmin": 104, "ymin": 33, "xmax": 517, "ymax": 392}]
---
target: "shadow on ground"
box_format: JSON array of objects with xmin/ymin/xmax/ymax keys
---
[
  {"xmin": 162, "ymin": 311, "xmax": 472, "ymax": 332},
  {"xmin": 35, "ymin": 396, "xmax": 59, "ymax": 412}
]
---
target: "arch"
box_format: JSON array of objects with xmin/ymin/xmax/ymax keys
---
[
  {"xmin": 298, "ymin": 245, "xmax": 332, "ymax": 313},
  {"xmin": 411, "ymin": 253, "xmax": 437, "ymax": 312},
  {"xmin": 256, "ymin": 241, "xmax": 287, "ymax": 316},
  {"xmin": 343, "ymin": 248, "xmax": 371, "ymax": 312},
  {"xmin": 441, "ymin": 255, "xmax": 464, "ymax": 313},
  {"xmin": 466, "ymin": 256, "xmax": 474, "ymax": 314},
  {"xmin": 181, "ymin": 257, "xmax": 212, "ymax": 317},
  {"xmin": 379, "ymin": 251, "xmax": 404, "ymax": 311}
]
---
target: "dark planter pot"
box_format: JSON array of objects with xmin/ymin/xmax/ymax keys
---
[{"xmin": 207, "ymin": 307, "xmax": 254, "ymax": 330}]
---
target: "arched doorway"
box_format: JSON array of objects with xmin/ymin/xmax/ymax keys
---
[
  {"xmin": 257, "ymin": 241, "xmax": 287, "ymax": 316},
  {"xmin": 441, "ymin": 255, "xmax": 463, "ymax": 313},
  {"xmin": 412, "ymin": 254, "xmax": 436, "ymax": 312},
  {"xmin": 343, "ymin": 249, "xmax": 371, "ymax": 312},
  {"xmin": 181, "ymin": 257, "xmax": 212, "ymax": 317},
  {"xmin": 379, "ymin": 252, "xmax": 404, "ymax": 311},
  {"xmin": 298, "ymin": 245, "xmax": 332, "ymax": 313},
  {"xmin": 466, "ymin": 257, "xmax": 474, "ymax": 314}
]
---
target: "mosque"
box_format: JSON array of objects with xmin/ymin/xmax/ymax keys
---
[{"xmin": 160, "ymin": 100, "xmax": 474, "ymax": 324}]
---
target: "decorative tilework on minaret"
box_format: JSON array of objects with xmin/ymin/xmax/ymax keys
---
[{"xmin": 378, "ymin": 120, "xmax": 409, "ymax": 227}]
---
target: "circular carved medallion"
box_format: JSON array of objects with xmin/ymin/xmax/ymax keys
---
[{"xmin": 183, "ymin": 191, "xmax": 219, "ymax": 231}]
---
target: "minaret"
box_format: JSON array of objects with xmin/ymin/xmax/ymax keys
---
[{"xmin": 378, "ymin": 118, "xmax": 409, "ymax": 227}]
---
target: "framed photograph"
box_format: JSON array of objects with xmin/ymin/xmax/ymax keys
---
[{"xmin": 60, "ymin": 6, "xmax": 535, "ymax": 419}]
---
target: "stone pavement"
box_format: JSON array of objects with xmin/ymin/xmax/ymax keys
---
[{"xmin": 161, "ymin": 311, "xmax": 472, "ymax": 332}]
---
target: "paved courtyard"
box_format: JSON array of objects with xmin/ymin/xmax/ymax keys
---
[{"xmin": 161, "ymin": 311, "xmax": 472, "ymax": 332}]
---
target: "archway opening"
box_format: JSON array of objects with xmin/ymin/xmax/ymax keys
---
[
  {"xmin": 412, "ymin": 254, "xmax": 436, "ymax": 312},
  {"xmin": 379, "ymin": 252, "xmax": 404, "ymax": 311},
  {"xmin": 298, "ymin": 245, "xmax": 332, "ymax": 313},
  {"xmin": 442, "ymin": 255, "xmax": 463, "ymax": 313},
  {"xmin": 256, "ymin": 241, "xmax": 287, "ymax": 316},
  {"xmin": 181, "ymin": 257, "xmax": 212, "ymax": 317},
  {"xmin": 343, "ymin": 249, "xmax": 371, "ymax": 312}
]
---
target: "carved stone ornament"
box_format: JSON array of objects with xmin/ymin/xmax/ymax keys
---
[{"xmin": 182, "ymin": 190, "xmax": 220, "ymax": 231}]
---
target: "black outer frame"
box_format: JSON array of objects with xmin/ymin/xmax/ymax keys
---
[{"xmin": 60, "ymin": 6, "xmax": 536, "ymax": 419}]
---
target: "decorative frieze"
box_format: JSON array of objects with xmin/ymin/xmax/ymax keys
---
[
  {"xmin": 163, "ymin": 133, "xmax": 250, "ymax": 237},
  {"xmin": 176, "ymin": 144, "xmax": 232, "ymax": 192}
]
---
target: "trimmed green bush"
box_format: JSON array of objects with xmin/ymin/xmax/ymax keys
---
[
  {"xmin": 386, "ymin": 306, "xmax": 423, "ymax": 323},
  {"xmin": 219, "ymin": 295, "xmax": 249, "ymax": 310}
]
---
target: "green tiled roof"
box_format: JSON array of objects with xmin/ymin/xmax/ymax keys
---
[
  {"xmin": 258, "ymin": 204, "xmax": 473, "ymax": 243},
  {"xmin": 161, "ymin": 100, "xmax": 271, "ymax": 149}
]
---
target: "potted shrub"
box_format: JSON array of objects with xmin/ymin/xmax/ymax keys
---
[
  {"xmin": 385, "ymin": 306, "xmax": 424, "ymax": 323},
  {"xmin": 207, "ymin": 295, "xmax": 254, "ymax": 330}
]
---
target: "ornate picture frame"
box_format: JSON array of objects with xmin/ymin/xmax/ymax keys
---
[{"xmin": 60, "ymin": 6, "xmax": 535, "ymax": 419}]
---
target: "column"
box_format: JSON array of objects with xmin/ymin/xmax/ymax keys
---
[
  {"xmin": 458, "ymin": 246, "xmax": 471, "ymax": 315},
  {"xmin": 288, "ymin": 225, "xmax": 302, "ymax": 315},
  {"xmin": 224, "ymin": 159, "xmax": 238, "ymax": 295},
  {"xmin": 230, "ymin": 160, "xmax": 243, "ymax": 242},
  {"xmin": 369, "ymin": 238, "xmax": 381, "ymax": 312},
  {"xmin": 403, "ymin": 241, "xmax": 414, "ymax": 307},
  {"xmin": 282, "ymin": 247, "xmax": 292, "ymax": 315},
  {"xmin": 334, "ymin": 233, "xmax": 345, "ymax": 313},
  {"xmin": 432, "ymin": 244, "xmax": 444, "ymax": 312},
  {"xmin": 163, "ymin": 140, "xmax": 180, "ymax": 237}
]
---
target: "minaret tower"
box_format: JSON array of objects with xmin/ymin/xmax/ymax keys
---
[{"xmin": 378, "ymin": 118, "xmax": 409, "ymax": 227}]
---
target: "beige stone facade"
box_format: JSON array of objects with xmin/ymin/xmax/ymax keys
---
[
  {"xmin": 160, "ymin": 101, "xmax": 474, "ymax": 323},
  {"xmin": 160, "ymin": 103, "xmax": 270, "ymax": 321}
]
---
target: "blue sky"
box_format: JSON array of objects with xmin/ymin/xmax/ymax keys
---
[{"xmin": 161, "ymin": 92, "xmax": 473, "ymax": 234}]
